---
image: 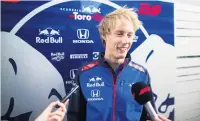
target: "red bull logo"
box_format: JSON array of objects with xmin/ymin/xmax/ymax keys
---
[
  {"xmin": 50, "ymin": 29, "xmax": 60, "ymax": 36},
  {"xmin": 82, "ymin": 5, "xmax": 101, "ymax": 14},
  {"xmin": 39, "ymin": 29, "xmax": 49, "ymax": 36},
  {"xmin": 36, "ymin": 27, "xmax": 63, "ymax": 44},
  {"xmin": 89, "ymin": 76, "xmax": 102, "ymax": 82},
  {"xmin": 38, "ymin": 27, "xmax": 60, "ymax": 36},
  {"xmin": 51, "ymin": 52, "xmax": 65, "ymax": 61},
  {"xmin": 36, "ymin": 37, "xmax": 63, "ymax": 44},
  {"xmin": 87, "ymin": 76, "xmax": 104, "ymax": 87}
]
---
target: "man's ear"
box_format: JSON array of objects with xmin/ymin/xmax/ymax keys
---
[
  {"xmin": 101, "ymin": 36, "xmax": 106, "ymax": 46},
  {"xmin": 101, "ymin": 36, "xmax": 106, "ymax": 42},
  {"xmin": 102, "ymin": 40, "xmax": 106, "ymax": 45}
]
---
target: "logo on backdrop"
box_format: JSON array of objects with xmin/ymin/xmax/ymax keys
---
[
  {"xmin": 77, "ymin": 29, "xmax": 89, "ymax": 39},
  {"xmin": 60, "ymin": 5, "xmax": 103, "ymax": 21},
  {"xmin": 138, "ymin": 3, "xmax": 161, "ymax": 16},
  {"xmin": 70, "ymin": 54, "xmax": 88, "ymax": 59},
  {"xmin": 66, "ymin": 69, "xmax": 78, "ymax": 85},
  {"xmin": 82, "ymin": 5, "xmax": 101, "ymax": 14},
  {"xmin": 51, "ymin": 52, "xmax": 65, "ymax": 61},
  {"xmin": 93, "ymin": 52, "xmax": 100, "ymax": 60},
  {"xmin": 1, "ymin": 0, "xmax": 174, "ymax": 121},
  {"xmin": 73, "ymin": 29, "xmax": 94, "ymax": 44},
  {"xmin": 133, "ymin": 35, "xmax": 139, "ymax": 42},
  {"xmin": 36, "ymin": 27, "xmax": 63, "ymax": 44}
]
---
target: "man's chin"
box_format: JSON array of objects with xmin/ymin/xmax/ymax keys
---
[
  {"xmin": 116, "ymin": 53, "xmax": 127, "ymax": 59},
  {"xmin": 115, "ymin": 56, "xmax": 126, "ymax": 64},
  {"xmin": 116, "ymin": 59, "xmax": 124, "ymax": 64}
]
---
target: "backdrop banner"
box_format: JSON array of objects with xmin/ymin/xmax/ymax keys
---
[{"xmin": 1, "ymin": 0, "xmax": 175, "ymax": 121}]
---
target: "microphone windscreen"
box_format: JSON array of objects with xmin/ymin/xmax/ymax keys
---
[{"xmin": 131, "ymin": 82, "xmax": 153, "ymax": 105}]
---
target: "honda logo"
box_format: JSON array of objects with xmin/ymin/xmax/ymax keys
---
[
  {"xmin": 70, "ymin": 69, "xmax": 78, "ymax": 79},
  {"xmin": 91, "ymin": 89, "xmax": 100, "ymax": 97},
  {"xmin": 77, "ymin": 29, "xmax": 89, "ymax": 39}
]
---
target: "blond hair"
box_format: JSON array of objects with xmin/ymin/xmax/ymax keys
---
[{"xmin": 98, "ymin": 7, "xmax": 142, "ymax": 43}]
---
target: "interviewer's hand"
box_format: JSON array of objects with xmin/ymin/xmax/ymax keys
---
[
  {"xmin": 155, "ymin": 114, "xmax": 171, "ymax": 121},
  {"xmin": 35, "ymin": 100, "xmax": 69, "ymax": 121}
]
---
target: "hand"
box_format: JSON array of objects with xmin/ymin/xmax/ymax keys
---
[
  {"xmin": 155, "ymin": 114, "xmax": 171, "ymax": 121},
  {"xmin": 35, "ymin": 100, "xmax": 69, "ymax": 121}
]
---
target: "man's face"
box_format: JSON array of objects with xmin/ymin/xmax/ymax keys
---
[{"xmin": 103, "ymin": 19, "xmax": 135, "ymax": 62}]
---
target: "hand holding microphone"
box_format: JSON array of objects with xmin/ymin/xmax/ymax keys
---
[
  {"xmin": 35, "ymin": 85, "xmax": 79, "ymax": 121},
  {"xmin": 35, "ymin": 100, "xmax": 68, "ymax": 121},
  {"xmin": 131, "ymin": 82, "xmax": 171, "ymax": 121},
  {"xmin": 156, "ymin": 114, "xmax": 171, "ymax": 121}
]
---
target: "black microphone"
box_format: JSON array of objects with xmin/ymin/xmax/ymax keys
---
[
  {"xmin": 55, "ymin": 85, "xmax": 79, "ymax": 108},
  {"xmin": 131, "ymin": 82, "xmax": 158, "ymax": 121}
]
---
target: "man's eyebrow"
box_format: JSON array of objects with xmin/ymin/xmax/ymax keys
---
[
  {"xmin": 128, "ymin": 32, "xmax": 134, "ymax": 34},
  {"xmin": 115, "ymin": 30, "xmax": 124, "ymax": 33},
  {"xmin": 114, "ymin": 30, "xmax": 134, "ymax": 35}
]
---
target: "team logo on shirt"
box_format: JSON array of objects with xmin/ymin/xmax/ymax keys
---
[
  {"xmin": 87, "ymin": 89, "xmax": 104, "ymax": 101},
  {"xmin": 87, "ymin": 76, "xmax": 104, "ymax": 87}
]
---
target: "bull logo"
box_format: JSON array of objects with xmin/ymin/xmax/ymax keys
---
[
  {"xmin": 89, "ymin": 76, "xmax": 102, "ymax": 82},
  {"xmin": 50, "ymin": 29, "xmax": 60, "ymax": 36},
  {"xmin": 39, "ymin": 29, "xmax": 49, "ymax": 35},
  {"xmin": 82, "ymin": 5, "xmax": 101, "ymax": 14},
  {"xmin": 38, "ymin": 27, "xmax": 60, "ymax": 36}
]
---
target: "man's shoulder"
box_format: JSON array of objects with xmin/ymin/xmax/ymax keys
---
[
  {"xmin": 80, "ymin": 60, "xmax": 100, "ymax": 72},
  {"xmin": 128, "ymin": 61, "xmax": 146, "ymax": 73}
]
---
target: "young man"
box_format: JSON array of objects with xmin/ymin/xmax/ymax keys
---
[{"xmin": 67, "ymin": 7, "xmax": 156, "ymax": 121}]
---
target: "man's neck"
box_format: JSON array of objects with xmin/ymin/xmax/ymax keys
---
[{"xmin": 104, "ymin": 53, "xmax": 124, "ymax": 70}]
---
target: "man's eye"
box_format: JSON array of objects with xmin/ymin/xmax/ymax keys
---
[
  {"xmin": 117, "ymin": 33, "xmax": 123, "ymax": 36},
  {"xmin": 128, "ymin": 35, "xmax": 132, "ymax": 38}
]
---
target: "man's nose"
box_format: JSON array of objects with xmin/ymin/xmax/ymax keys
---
[{"xmin": 122, "ymin": 36, "xmax": 132, "ymax": 43}]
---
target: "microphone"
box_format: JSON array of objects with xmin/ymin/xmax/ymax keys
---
[
  {"xmin": 131, "ymin": 82, "xmax": 158, "ymax": 121},
  {"xmin": 55, "ymin": 85, "xmax": 79, "ymax": 108}
]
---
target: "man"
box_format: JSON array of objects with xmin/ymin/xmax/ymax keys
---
[{"xmin": 67, "ymin": 7, "xmax": 167, "ymax": 121}]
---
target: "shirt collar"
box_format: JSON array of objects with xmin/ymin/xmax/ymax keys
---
[{"xmin": 98, "ymin": 52, "xmax": 131, "ymax": 70}]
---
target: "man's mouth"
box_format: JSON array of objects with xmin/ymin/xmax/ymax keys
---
[{"xmin": 117, "ymin": 47, "xmax": 128, "ymax": 53}]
